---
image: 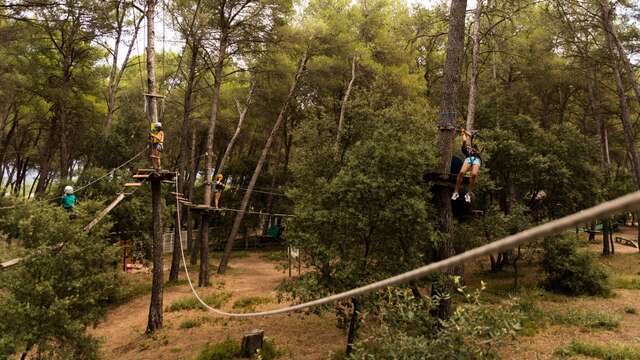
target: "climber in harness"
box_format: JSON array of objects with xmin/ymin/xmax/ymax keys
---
[
  {"xmin": 62, "ymin": 185, "xmax": 77, "ymax": 212},
  {"xmin": 214, "ymin": 174, "xmax": 224, "ymax": 208},
  {"xmin": 149, "ymin": 122, "xmax": 164, "ymax": 171},
  {"xmin": 451, "ymin": 128, "xmax": 481, "ymax": 203}
]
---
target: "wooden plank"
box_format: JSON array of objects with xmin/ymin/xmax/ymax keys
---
[
  {"xmin": 1, "ymin": 257, "xmax": 23, "ymax": 270},
  {"xmin": 615, "ymin": 236, "xmax": 638, "ymax": 248},
  {"xmin": 124, "ymin": 182, "xmax": 143, "ymax": 187},
  {"xmin": 170, "ymin": 192, "xmax": 184, "ymax": 196},
  {"xmin": 84, "ymin": 193, "xmax": 127, "ymax": 231},
  {"xmin": 133, "ymin": 174, "xmax": 150, "ymax": 179}
]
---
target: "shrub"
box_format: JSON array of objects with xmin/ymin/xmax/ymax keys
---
[
  {"xmin": 179, "ymin": 318, "xmax": 208, "ymax": 329},
  {"xmin": 541, "ymin": 236, "xmax": 610, "ymax": 296},
  {"xmin": 349, "ymin": 284, "xmax": 522, "ymax": 359},
  {"xmin": 196, "ymin": 338, "xmax": 240, "ymax": 360},
  {"xmin": 625, "ymin": 306, "xmax": 637, "ymax": 315}
]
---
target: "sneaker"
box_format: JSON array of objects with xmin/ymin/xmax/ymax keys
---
[
  {"xmin": 451, "ymin": 192, "xmax": 459, "ymax": 200},
  {"xmin": 465, "ymin": 193, "xmax": 473, "ymax": 203}
]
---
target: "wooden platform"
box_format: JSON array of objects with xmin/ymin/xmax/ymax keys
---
[
  {"xmin": 423, "ymin": 171, "xmax": 469, "ymax": 187},
  {"xmin": 132, "ymin": 169, "xmax": 176, "ymax": 182},
  {"xmin": 615, "ymin": 236, "xmax": 638, "ymax": 248}
]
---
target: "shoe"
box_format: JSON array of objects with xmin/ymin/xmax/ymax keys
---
[
  {"xmin": 465, "ymin": 193, "xmax": 473, "ymax": 203},
  {"xmin": 451, "ymin": 192, "xmax": 459, "ymax": 200}
]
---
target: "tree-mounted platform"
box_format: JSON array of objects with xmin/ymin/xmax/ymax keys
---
[
  {"xmin": 132, "ymin": 169, "xmax": 176, "ymax": 182},
  {"xmin": 423, "ymin": 172, "xmax": 469, "ymax": 188}
]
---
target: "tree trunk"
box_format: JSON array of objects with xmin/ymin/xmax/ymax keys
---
[
  {"xmin": 432, "ymin": 0, "xmax": 468, "ymax": 320},
  {"xmin": 198, "ymin": 215, "xmax": 210, "ymax": 287},
  {"xmin": 169, "ymin": 41, "xmax": 200, "ymax": 282},
  {"xmin": 217, "ymin": 82, "xmax": 255, "ymax": 176},
  {"xmin": 603, "ymin": 220, "xmax": 610, "ymax": 256},
  {"xmin": 336, "ymin": 56, "xmax": 356, "ymax": 158},
  {"xmin": 145, "ymin": 0, "xmax": 163, "ymax": 334},
  {"xmin": 217, "ymin": 53, "xmax": 309, "ymax": 274},
  {"xmin": 600, "ymin": 3, "xmax": 640, "ymax": 188},
  {"xmin": 466, "ymin": 0, "xmax": 483, "ymax": 131},
  {"xmin": 146, "ymin": 178, "xmax": 163, "ymax": 333},
  {"xmin": 345, "ymin": 297, "xmax": 360, "ymax": 355}
]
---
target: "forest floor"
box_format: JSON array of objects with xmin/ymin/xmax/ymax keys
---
[{"xmin": 92, "ymin": 228, "xmax": 640, "ymax": 360}]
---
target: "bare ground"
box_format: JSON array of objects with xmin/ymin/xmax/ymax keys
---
[{"xmin": 91, "ymin": 252, "xmax": 344, "ymax": 360}]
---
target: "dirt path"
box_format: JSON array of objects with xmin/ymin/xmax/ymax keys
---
[{"xmin": 91, "ymin": 253, "xmax": 344, "ymax": 360}]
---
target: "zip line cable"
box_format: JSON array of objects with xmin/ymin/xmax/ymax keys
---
[
  {"xmin": 175, "ymin": 175, "xmax": 640, "ymax": 317},
  {"xmin": 0, "ymin": 150, "xmax": 145, "ymax": 210}
]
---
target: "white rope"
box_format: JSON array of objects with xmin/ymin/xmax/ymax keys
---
[{"xmin": 175, "ymin": 171, "xmax": 640, "ymax": 317}]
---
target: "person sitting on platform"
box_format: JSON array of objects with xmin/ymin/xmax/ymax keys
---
[
  {"xmin": 214, "ymin": 174, "xmax": 224, "ymax": 208},
  {"xmin": 451, "ymin": 128, "xmax": 481, "ymax": 203},
  {"xmin": 62, "ymin": 185, "xmax": 77, "ymax": 212},
  {"xmin": 149, "ymin": 122, "xmax": 164, "ymax": 170}
]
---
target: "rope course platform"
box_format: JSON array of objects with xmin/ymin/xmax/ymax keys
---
[
  {"xmin": 184, "ymin": 203, "xmax": 293, "ymax": 217},
  {"xmin": 132, "ymin": 169, "xmax": 176, "ymax": 182},
  {"xmin": 423, "ymin": 171, "xmax": 469, "ymax": 188}
]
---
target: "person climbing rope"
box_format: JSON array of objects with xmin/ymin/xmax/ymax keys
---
[
  {"xmin": 62, "ymin": 185, "xmax": 77, "ymax": 212},
  {"xmin": 214, "ymin": 174, "xmax": 224, "ymax": 208},
  {"xmin": 451, "ymin": 128, "xmax": 481, "ymax": 203},
  {"xmin": 149, "ymin": 122, "xmax": 164, "ymax": 170}
]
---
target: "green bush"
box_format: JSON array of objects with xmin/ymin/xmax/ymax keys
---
[
  {"xmin": 349, "ymin": 285, "xmax": 522, "ymax": 359},
  {"xmin": 541, "ymin": 236, "xmax": 610, "ymax": 296},
  {"xmin": 196, "ymin": 338, "xmax": 240, "ymax": 360}
]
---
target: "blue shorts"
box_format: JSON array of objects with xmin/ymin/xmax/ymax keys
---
[{"xmin": 465, "ymin": 156, "xmax": 481, "ymax": 166}]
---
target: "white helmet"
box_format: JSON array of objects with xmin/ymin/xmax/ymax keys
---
[
  {"xmin": 154, "ymin": 122, "xmax": 162, "ymax": 129},
  {"xmin": 64, "ymin": 186, "xmax": 74, "ymax": 194}
]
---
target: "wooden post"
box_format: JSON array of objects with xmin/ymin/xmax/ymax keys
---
[
  {"xmin": 240, "ymin": 330, "xmax": 264, "ymax": 357},
  {"xmin": 288, "ymin": 246, "xmax": 292, "ymax": 278},
  {"xmin": 147, "ymin": 177, "xmax": 163, "ymax": 332}
]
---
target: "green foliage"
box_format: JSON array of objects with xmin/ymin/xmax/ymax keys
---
[
  {"xmin": 257, "ymin": 338, "xmax": 281, "ymax": 360},
  {"xmin": 541, "ymin": 236, "xmax": 610, "ymax": 296},
  {"xmin": 196, "ymin": 338, "xmax": 241, "ymax": 360},
  {"xmin": 168, "ymin": 292, "xmax": 231, "ymax": 312},
  {"xmin": 349, "ymin": 285, "xmax": 522, "ymax": 359},
  {"xmin": 0, "ymin": 202, "xmax": 119, "ymax": 359},
  {"xmin": 232, "ymin": 296, "xmax": 272, "ymax": 312},
  {"xmin": 555, "ymin": 340, "xmax": 640, "ymax": 360}
]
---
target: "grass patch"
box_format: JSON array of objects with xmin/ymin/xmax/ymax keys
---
[
  {"xmin": 257, "ymin": 338, "xmax": 281, "ymax": 360},
  {"xmin": 232, "ymin": 296, "xmax": 272, "ymax": 312},
  {"xmin": 551, "ymin": 309, "xmax": 620, "ymax": 330},
  {"xmin": 625, "ymin": 306, "xmax": 637, "ymax": 314},
  {"xmin": 555, "ymin": 339, "xmax": 640, "ymax": 359},
  {"xmin": 196, "ymin": 337, "xmax": 240, "ymax": 360},
  {"xmin": 168, "ymin": 292, "xmax": 231, "ymax": 312},
  {"xmin": 610, "ymin": 274, "xmax": 640, "ymax": 290},
  {"xmin": 261, "ymin": 250, "xmax": 287, "ymax": 262},
  {"xmin": 514, "ymin": 296, "xmax": 547, "ymax": 336},
  {"xmin": 179, "ymin": 317, "xmax": 209, "ymax": 329}
]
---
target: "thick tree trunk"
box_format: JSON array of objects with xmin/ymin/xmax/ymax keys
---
[
  {"xmin": 145, "ymin": 0, "xmax": 163, "ymax": 334},
  {"xmin": 466, "ymin": 0, "xmax": 482, "ymax": 131},
  {"xmin": 433, "ymin": 0, "xmax": 468, "ymax": 320},
  {"xmin": 217, "ymin": 82, "xmax": 254, "ymax": 176},
  {"xmin": 600, "ymin": 1, "xmax": 640, "ymax": 188},
  {"xmin": 146, "ymin": 178, "xmax": 163, "ymax": 333},
  {"xmin": 336, "ymin": 56, "xmax": 356, "ymax": 157},
  {"xmin": 217, "ymin": 53, "xmax": 309, "ymax": 274}
]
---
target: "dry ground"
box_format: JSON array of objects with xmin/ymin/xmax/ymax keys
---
[
  {"xmin": 91, "ymin": 252, "xmax": 344, "ymax": 360},
  {"xmin": 93, "ymin": 228, "xmax": 640, "ymax": 360}
]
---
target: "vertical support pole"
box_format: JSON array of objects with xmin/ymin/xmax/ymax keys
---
[
  {"xmin": 147, "ymin": 178, "xmax": 163, "ymax": 333},
  {"xmin": 198, "ymin": 213, "xmax": 210, "ymax": 287},
  {"xmin": 288, "ymin": 246, "xmax": 292, "ymax": 278}
]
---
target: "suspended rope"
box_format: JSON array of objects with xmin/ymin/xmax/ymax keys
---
[
  {"xmin": 175, "ymin": 171, "xmax": 640, "ymax": 317},
  {"xmin": 0, "ymin": 150, "xmax": 145, "ymax": 210}
]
